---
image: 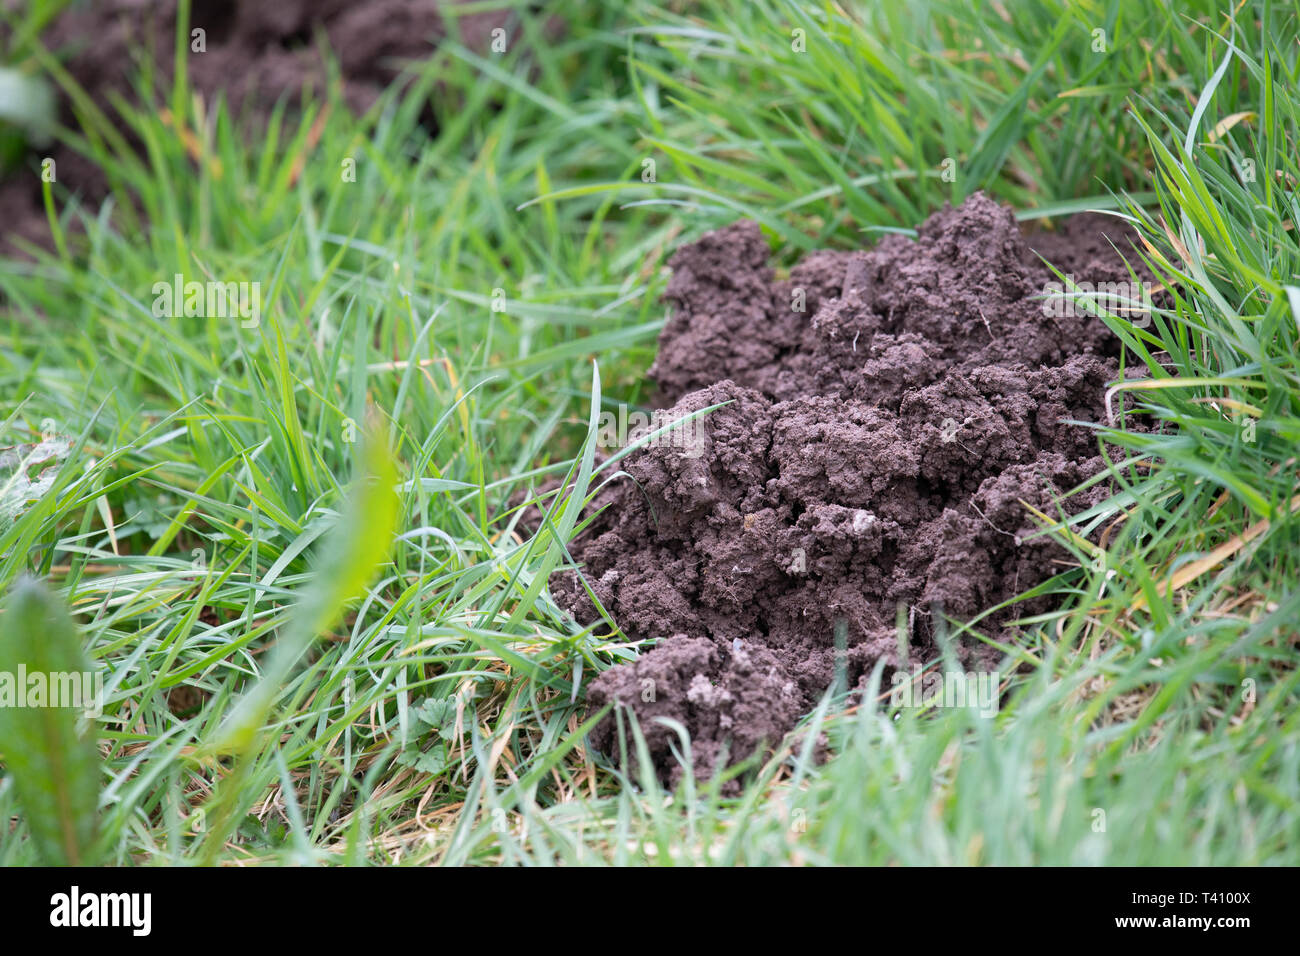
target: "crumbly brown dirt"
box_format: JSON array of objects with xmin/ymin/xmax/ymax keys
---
[
  {"xmin": 0, "ymin": 0, "xmax": 520, "ymax": 255},
  {"xmin": 554, "ymin": 193, "xmax": 1149, "ymax": 784}
]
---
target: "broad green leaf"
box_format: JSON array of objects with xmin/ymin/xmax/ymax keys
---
[
  {"xmin": 207, "ymin": 422, "xmax": 399, "ymax": 754},
  {"xmin": 0, "ymin": 577, "xmax": 102, "ymax": 865}
]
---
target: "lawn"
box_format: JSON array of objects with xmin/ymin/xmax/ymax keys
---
[{"xmin": 0, "ymin": 0, "xmax": 1297, "ymax": 865}]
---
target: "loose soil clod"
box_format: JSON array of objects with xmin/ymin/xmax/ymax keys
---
[{"xmin": 556, "ymin": 193, "xmax": 1150, "ymax": 783}]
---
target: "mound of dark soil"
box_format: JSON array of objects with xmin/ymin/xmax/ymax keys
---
[
  {"xmin": 0, "ymin": 0, "xmax": 518, "ymax": 255},
  {"xmin": 555, "ymin": 193, "xmax": 1149, "ymax": 783}
]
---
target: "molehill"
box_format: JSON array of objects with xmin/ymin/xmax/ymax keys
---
[{"xmin": 553, "ymin": 192, "xmax": 1150, "ymax": 783}]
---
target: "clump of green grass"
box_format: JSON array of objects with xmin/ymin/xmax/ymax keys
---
[{"xmin": 0, "ymin": 0, "xmax": 1297, "ymax": 865}]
